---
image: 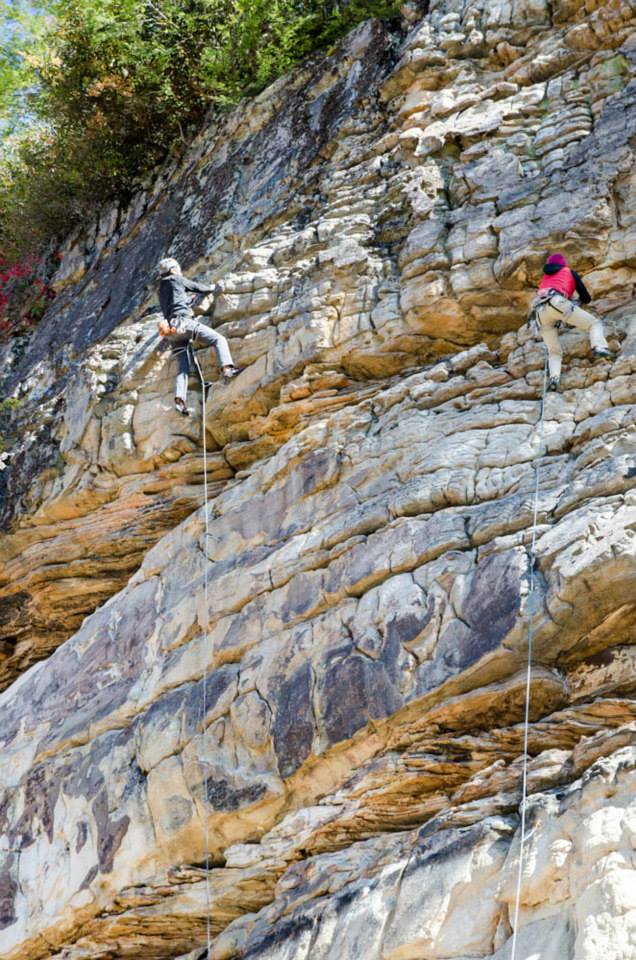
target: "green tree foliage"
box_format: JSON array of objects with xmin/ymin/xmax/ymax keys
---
[
  {"xmin": 0, "ymin": 0, "xmax": 402, "ymax": 285},
  {"xmin": 0, "ymin": 1, "xmax": 50, "ymax": 131}
]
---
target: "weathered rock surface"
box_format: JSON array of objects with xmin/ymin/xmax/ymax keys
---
[
  {"xmin": 1, "ymin": 1, "xmax": 636, "ymax": 958},
  {"xmin": 3, "ymin": 0, "xmax": 636, "ymax": 686}
]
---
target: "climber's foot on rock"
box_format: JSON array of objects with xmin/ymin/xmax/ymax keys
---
[
  {"xmin": 174, "ymin": 397, "xmax": 190, "ymax": 416},
  {"xmin": 222, "ymin": 365, "xmax": 242, "ymax": 381},
  {"xmin": 591, "ymin": 347, "xmax": 613, "ymax": 361},
  {"xmin": 548, "ymin": 377, "xmax": 560, "ymax": 392}
]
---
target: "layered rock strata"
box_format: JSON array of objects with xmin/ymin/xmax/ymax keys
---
[
  {"xmin": 2, "ymin": 0, "xmax": 636, "ymax": 686},
  {"xmin": 1, "ymin": 1, "xmax": 636, "ymax": 959},
  {"xmin": 3, "ymin": 321, "xmax": 636, "ymax": 958}
]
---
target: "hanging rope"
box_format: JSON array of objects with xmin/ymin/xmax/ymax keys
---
[
  {"xmin": 188, "ymin": 335, "xmax": 548, "ymax": 960},
  {"xmin": 509, "ymin": 351, "xmax": 548, "ymax": 960},
  {"xmin": 191, "ymin": 344, "xmax": 214, "ymax": 959}
]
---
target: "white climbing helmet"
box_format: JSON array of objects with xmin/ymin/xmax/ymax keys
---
[{"xmin": 159, "ymin": 257, "xmax": 180, "ymax": 276}]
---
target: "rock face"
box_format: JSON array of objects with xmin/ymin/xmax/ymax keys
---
[{"xmin": 1, "ymin": 2, "xmax": 636, "ymax": 958}]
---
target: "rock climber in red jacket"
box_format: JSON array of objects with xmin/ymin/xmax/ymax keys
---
[{"xmin": 532, "ymin": 253, "xmax": 612, "ymax": 391}]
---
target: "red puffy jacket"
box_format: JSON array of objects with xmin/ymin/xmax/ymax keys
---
[{"xmin": 538, "ymin": 267, "xmax": 576, "ymax": 299}]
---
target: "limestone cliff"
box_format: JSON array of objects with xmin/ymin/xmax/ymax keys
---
[{"xmin": 1, "ymin": 1, "xmax": 636, "ymax": 958}]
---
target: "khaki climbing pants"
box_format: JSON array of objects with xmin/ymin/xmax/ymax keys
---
[{"xmin": 536, "ymin": 294, "xmax": 609, "ymax": 380}]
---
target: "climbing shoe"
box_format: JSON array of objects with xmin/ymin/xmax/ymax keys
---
[
  {"xmin": 548, "ymin": 377, "xmax": 560, "ymax": 392},
  {"xmin": 174, "ymin": 397, "xmax": 190, "ymax": 416},
  {"xmin": 591, "ymin": 347, "xmax": 613, "ymax": 361},
  {"xmin": 222, "ymin": 365, "xmax": 242, "ymax": 382}
]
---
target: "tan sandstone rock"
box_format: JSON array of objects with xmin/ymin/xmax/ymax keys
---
[{"xmin": 1, "ymin": 2, "xmax": 636, "ymax": 959}]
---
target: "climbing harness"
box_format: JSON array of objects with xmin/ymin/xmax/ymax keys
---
[
  {"xmin": 510, "ymin": 350, "xmax": 548, "ymax": 960},
  {"xmin": 529, "ymin": 289, "xmax": 569, "ymax": 333},
  {"xmin": 191, "ymin": 345, "xmax": 214, "ymax": 959}
]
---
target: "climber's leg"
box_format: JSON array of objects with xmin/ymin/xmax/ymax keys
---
[
  {"xmin": 537, "ymin": 304, "xmax": 563, "ymax": 382},
  {"xmin": 190, "ymin": 319, "xmax": 240, "ymax": 382},
  {"xmin": 172, "ymin": 342, "xmax": 191, "ymax": 413},
  {"xmin": 191, "ymin": 319, "xmax": 235, "ymax": 371},
  {"xmin": 565, "ymin": 303, "xmax": 611, "ymax": 357}
]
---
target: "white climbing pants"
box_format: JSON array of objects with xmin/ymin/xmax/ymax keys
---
[{"xmin": 537, "ymin": 294, "xmax": 609, "ymax": 380}]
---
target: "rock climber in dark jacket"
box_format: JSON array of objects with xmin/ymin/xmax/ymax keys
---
[
  {"xmin": 157, "ymin": 257, "xmax": 239, "ymax": 415},
  {"xmin": 532, "ymin": 252, "xmax": 612, "ymax": 391}
]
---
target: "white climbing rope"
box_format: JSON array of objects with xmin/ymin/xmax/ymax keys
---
[
  {"xmin": 190, "ymin": 338, "xmax": 548, "ymax": 960},
  {"xmin": 191, "ymin": 345, "xmax": 214, "ymax": 959},
  {"xmin": 509, "ymin": 351, "xmax": 548, "ymax": 960}
]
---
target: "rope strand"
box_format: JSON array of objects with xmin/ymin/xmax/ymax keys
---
[
  {"xmin": 191, "ymin": 345, "xmax": 214, "ymax": 959},
  {"xmin": 510, "ymin": 352, "xmax": 548, "ymax": 960},
  {"xmin": 191, "ymin": 340, "xmax": 548, "ymax": 960}
]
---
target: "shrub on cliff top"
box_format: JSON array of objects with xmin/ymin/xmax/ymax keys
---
[{"xmin": 0, "ymin": 0, "xmax": 402, "ymax": 329}]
